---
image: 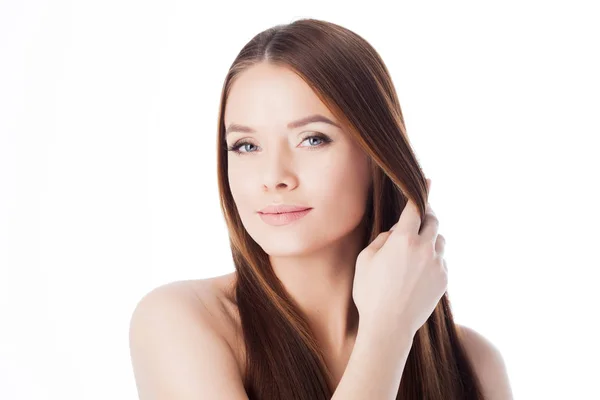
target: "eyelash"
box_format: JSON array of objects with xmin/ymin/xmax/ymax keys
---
[{"xmin": 226, "ymin": 133, "xmax": 332, "ymax": 155}]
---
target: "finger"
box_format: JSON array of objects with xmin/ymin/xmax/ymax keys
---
[
  {"xmin": 426, "ymin": 178, "xmax": 431, "ymax": 200},
  {"xmin": 392, "ymin": 197, "xmax": 422, "ymax": 237},
  {"xmin": 435, "ymin": 233, "xmax": 445, "ymax": 256},
  {"xmin": 367, "ymin": 230, "xmax": 392, "ymax": 253},
  {"xmin": 392, "ymin": 178, "xmax": 430, "ymax": 237},
  {"xmin": 420, "ymin": 203, "xmax": 439, "ymax": 242}
]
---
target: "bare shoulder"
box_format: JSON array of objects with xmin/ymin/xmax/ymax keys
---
[
  {"xmin": 131, "ymin": 273, "xmax": 240, "ymax": 332},
  {"xmin": 185, "ymin": 272, "xmax": 244, "ymax": 345},
  {"xmin": 128, "ymin": 273, "xmax": 247, "ymax": 399},
  {"xmin": 456, "ymin": 324, "xmax": 514, "ymax": 400}
]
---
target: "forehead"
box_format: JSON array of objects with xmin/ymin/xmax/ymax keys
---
[{"xmin": 224, "ymin": 63, "xmax": 334, "ymax": 129}]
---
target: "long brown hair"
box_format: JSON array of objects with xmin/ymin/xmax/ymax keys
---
[{"xmin": 215, "ymin": 18, "xmax": 485, "ymax": 400}]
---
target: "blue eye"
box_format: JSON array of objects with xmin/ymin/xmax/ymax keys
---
[
  {"xmin": 226, "ymin": 141, "xmax": 258, "ymax": 154},
  {"xmin": 226, "ymin": 133, "xmax": 332, "ymax": 155},
  {"xmin": 304, "ymin": 136, "xmax": 324, "ymax": 147},
  {"xmin": 229, "ymin": 142, "xmax": 257, "ymax": 153}
]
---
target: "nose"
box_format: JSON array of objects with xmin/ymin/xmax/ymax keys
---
[{"xmin": 261, "ymin": 147, "xmax": 299, "ymax": 192}]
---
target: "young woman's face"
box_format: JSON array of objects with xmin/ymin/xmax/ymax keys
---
[{"xmin": 224, "ymin": 62, "xmax": 372, "ymax": 256}]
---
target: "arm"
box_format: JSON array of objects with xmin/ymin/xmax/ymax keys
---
[
  {"xmin": 128, "ymin": 285, "xmax": 249, "ymax": 400},
  {"xmin": 331, "ymin": 325, "xmax": 415, "ymax": 400}
]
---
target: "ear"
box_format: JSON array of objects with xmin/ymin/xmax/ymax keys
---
[{"xmin": 457, "ymin": 324, "xmax": 515, "ymax": 400}]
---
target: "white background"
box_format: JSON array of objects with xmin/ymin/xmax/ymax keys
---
[{"xmin": 1, "ymin": 1, "xmax": 599, "ymax": 398}]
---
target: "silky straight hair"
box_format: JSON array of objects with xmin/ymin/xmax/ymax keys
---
[{"xmin": 215, "ymin": 18, "xmax": 485, "ymax": 400}]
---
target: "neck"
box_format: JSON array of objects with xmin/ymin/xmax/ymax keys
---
[{"xmin": 269, "ymin": 223, "xmax": 366, "ymax": 354}]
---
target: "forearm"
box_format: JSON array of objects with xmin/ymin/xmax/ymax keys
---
[{"xmin": 331, "ymin": 326, "xmax": 414, "ymax": 400}]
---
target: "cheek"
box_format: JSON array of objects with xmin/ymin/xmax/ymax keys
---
[
  {"xmin": 227, "ymin": 166, "xmax": 254, "ymax": 210},
  {"xmin": 312, "ymin": 159, "xmax": 370, "ymax": 221}
]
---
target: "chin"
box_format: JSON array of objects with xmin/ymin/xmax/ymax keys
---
[
  {"xmin": 260, "ymin": 241, "xmax": 315, "ymax": 257},
  {"xmin": 249, "ymin": 231, "xmax": 322, "ymax": 257}
]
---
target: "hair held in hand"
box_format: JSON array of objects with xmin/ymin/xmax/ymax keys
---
[{"xmin": 216, "ymin": 18, "xmax": 485, "ymax": 400}]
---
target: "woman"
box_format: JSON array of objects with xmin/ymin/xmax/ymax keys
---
[{"xmin": 129, "ymin": 18, "xmax": 513, "ymax": 399}]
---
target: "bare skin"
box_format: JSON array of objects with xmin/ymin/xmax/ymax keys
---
[
  {"xmin": 222, "ymin": 63, "xmax": 373, "ymax": 384},
  {"xmin": 171, "ymin": 272, "xmax": 513, "ymax": 398},
  {"xmin": 130, "ymin": 61, "xmax": 513, "ymax": 398},
  {"xmin": 180, "ymin": 271, "xmax": 356, "ymax": 391}
]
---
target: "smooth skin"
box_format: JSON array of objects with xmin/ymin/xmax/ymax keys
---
[
  {"xmin": 129, "ymin": 62, "xmax": 514, "ymax": 399},
  {"xmin": 352, "ymin": 179, "xmax": 448, "ymax": 339},
  {"xmin": 223, "ymin": 63, "xmax": 373, "ymax": 369},
  {"xmin": 129, "ymin": 182, "xmax": 513, "ymax": 399},
  {"xmin": 332, "ymin": 178, "xmax": 447, "ymax": 399}
]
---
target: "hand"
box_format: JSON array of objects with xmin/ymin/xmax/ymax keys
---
[{"xmin": 352, "ymin": 178, "xmax": 447, "ymax": 338}]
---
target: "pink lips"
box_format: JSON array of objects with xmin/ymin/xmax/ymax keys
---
[
  {"xmin": 259, "ymin": 204, "xmax": 311, "ymax": 214},
  {"xmin": 258, "ymin": 208, "xmax": 312, "ymax": 226}
]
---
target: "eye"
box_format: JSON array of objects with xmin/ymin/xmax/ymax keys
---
[
  {"xmin": 226, "ymin": 141, "xmax": 257, "ymax": 154},
  {"xmin": 226, "ymin": 133, "xmax": 332, "ymax": 155},
  {"xmin": 300, "ymin": 135, "xmax": 326, "ymax": 147},
  {"xmin": 298, "ymin": 133, "xmax": 333, "ymax": 149}
]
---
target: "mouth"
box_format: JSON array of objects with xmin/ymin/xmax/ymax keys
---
[{"xmin": 258, "ymin": 208, "xmax": 312, "ymax": 226}]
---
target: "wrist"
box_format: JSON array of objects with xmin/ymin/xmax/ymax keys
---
[{"xmin": 357, "ymin": 320, "xmax": 415, "ymax": 354}]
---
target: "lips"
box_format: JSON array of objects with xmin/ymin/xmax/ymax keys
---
[
  {"xmin": 258, "ymin": 208, "xmax": 312, "ymax": 226},
  {"xmin": 258, "ymin": 204, "xmax": 312, "ymax": 214}
]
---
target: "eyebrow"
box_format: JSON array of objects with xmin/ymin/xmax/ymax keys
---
[{"xmin": 225, "ymin": 114, "xmax": 341, "ymax": 137}]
